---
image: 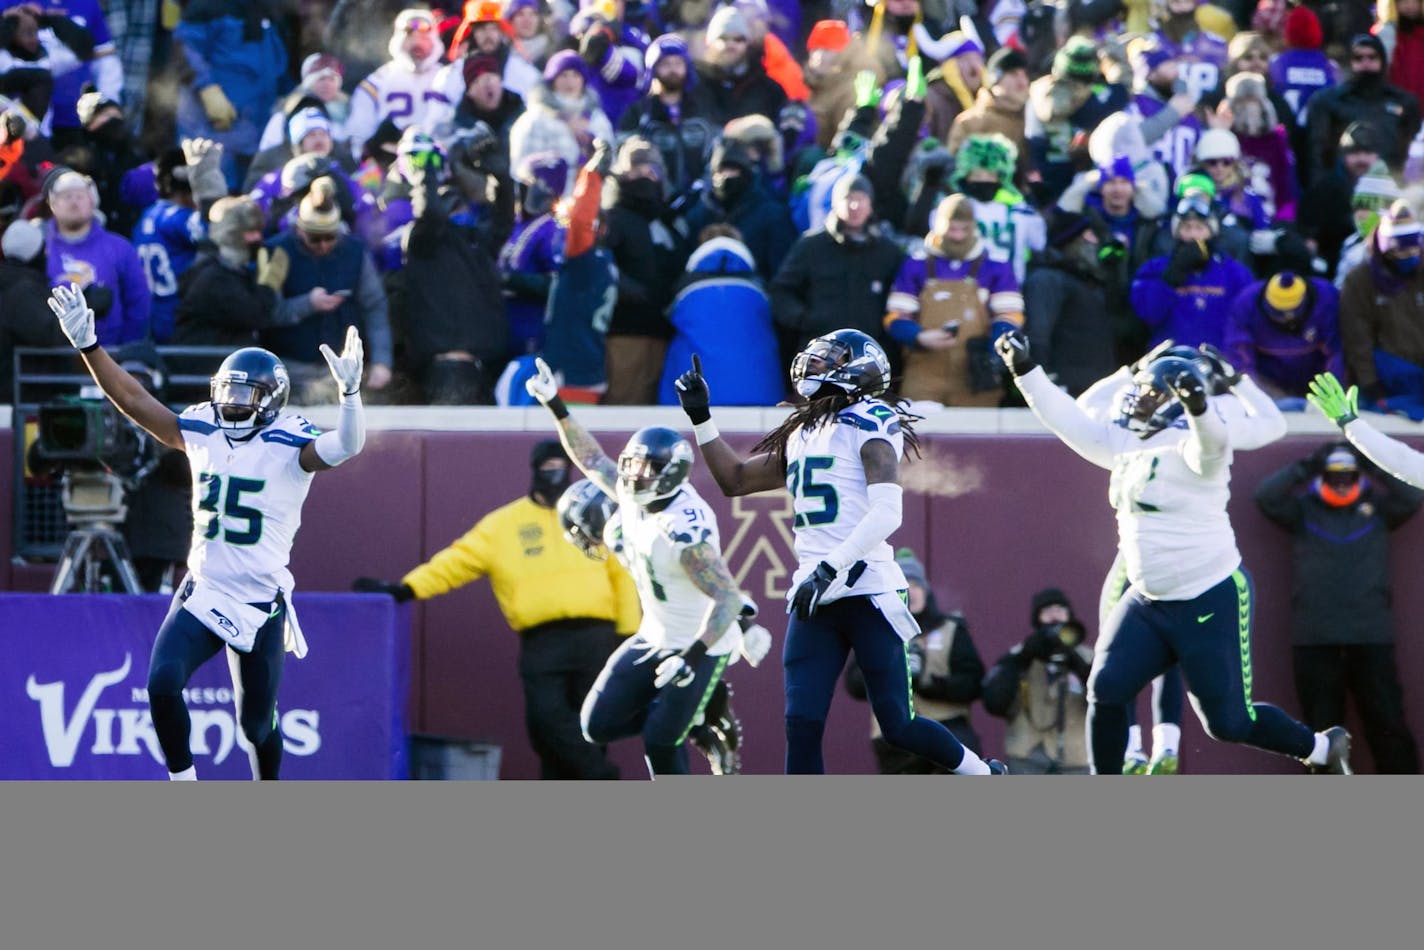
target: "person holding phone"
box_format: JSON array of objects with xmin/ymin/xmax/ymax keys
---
[{"xmin": 259, "ymin": 178, "xmax": 394, "ymax": 402}]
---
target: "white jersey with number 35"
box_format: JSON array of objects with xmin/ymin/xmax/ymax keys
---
[
  {"xmin": 178, "ymin": 405, "xmax": 321, "ymax": 603},
  {"xmin": 784, "ymin": 399, "xmax": 907, "ymax": 603}
]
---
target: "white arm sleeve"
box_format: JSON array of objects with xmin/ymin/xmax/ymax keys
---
[
  {"xmin": 825, "ymin": 483, "xmax": 903, "ymax": 573},
  {"xmin": 1019, "ymin": 367, "xmax": 1122, "ymax": 469},
  {"xmin": 1344, "ymin": 419, "xmax": 1424, "ymax": 489},
  {"xmin": 1182, "ymin": 404, "xmax": 1229, "ymax": 478},
  {"xmin": 1076, "ymin": 366, "xmax": 1133, "ymax": 422},
  {"xmin": 313, "ymin": 393, "xmax": 365, "ymax": 466},
  {"xmin": 1223, "ymin": 376, "xmax": 1287, "ymax": 450}
]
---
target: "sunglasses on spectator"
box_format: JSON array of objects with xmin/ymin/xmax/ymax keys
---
[
  {"xmin": 405, "ymin": 19, "xmax": 434, "ymax": 33},
  {"xmin": 1176, "ymin": 195, "xmax": 1213, "ymax": 218},
  {"xmin": 1201, "ymin": 157, "xmax": 1234, "ymax": 167}
]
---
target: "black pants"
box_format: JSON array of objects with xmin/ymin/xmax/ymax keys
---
[
  {"xmin": 1293, "ymin": 644, "xmax": 1420, "ymax": 774},
  {"xmin": 518, "ymin": 620, "xmax": 622, "ymax": 780}
]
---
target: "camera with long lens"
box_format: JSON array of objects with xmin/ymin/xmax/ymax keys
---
[
  {"xmin": 31, "ymin": 398, "xmax": 154, "ymax": 524},
  {"xmin": 1043, "ymin": 619, "xmax": 1086, "ymax": 666}
]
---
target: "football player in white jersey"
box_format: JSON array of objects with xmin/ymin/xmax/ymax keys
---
[
  {"xmin": 48, "ymin": 283, "xmax": 367, "ymax": 780},
  {"xmin": 673, "ymin": 330, "xmax": 1008, "ymax": 775},
  {"xmin": 997, "ymin": 328, "xmax": 1353, "ymax": 774},
  {"xmin": 526, "ymin": 360, "xmax": 768, "ymax": 777},
  {"xmin": 556, "ymin": 478, "xmax": 769, "ymax": 775},
  {"xmin": 1079, "ymin": 340, "xmax": 1289, "ymax": 773}
]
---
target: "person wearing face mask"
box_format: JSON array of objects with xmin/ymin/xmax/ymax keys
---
[
  {"xmin": 1222, "ymin": 270, "xmax": 1343, "ymax": 404},
  {"xmin": 172, "ymin": 195, "xmax": 302, "ymax": 348},
  {"xmin": 62, "ymin": 88, "xmax": 145, "ymax": 237},
  {"xmin": 1130, "ymin": 190, "xmax": 1253, "ymax": 350},
  {"xmin": 1335, "ymin": 163, "xmax": 1403, "ymax": 289},
  {"xmin": 1022, "ymin": 209, "xmax": 1118, "ymax": 397},
  {"xmin": 1305, "ymin": 33, "xmax": 1421, "ymax": 187},
  {"xmin": 949, "ymin": 133, "xmax": 1045, "ymax": 287},
  {"xmin": 1338, "ymin": 199, "xmax": 1424, "ymax": 419},
  {"xmin": 884, "ymin": 192, "xmax": 1024, "ymax": 408},
  {"xmin": 353, "ymin": 439, "xmax": 640, "ymax": 780},
  {"xmin": 1254, "ymin": 441, "xmax": 1424, "ymax": 773},
  {"xmin": 684, "ymin": 136, "xmax": 794, "ymax": 282}
]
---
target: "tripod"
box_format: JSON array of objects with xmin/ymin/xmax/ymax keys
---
[{"xmin": 49, "ymin": 471, "xmax": 145, "ymax": 595}]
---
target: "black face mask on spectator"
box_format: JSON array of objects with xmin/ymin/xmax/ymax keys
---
[
  {"xmin": 960, "ymin": 180, "xmax": 998, "ymax": 203},
  {"xmin": 713, "ymin": 170, "xmax": 750, "ymax": 206},
  {"xmin": 90, "ymin": 117, "xmax": 129, "ymax": 149},
  {"xmin": 618, "ymin": 175, "xmax": 663, "ymax": 209},
  {"xmin": 529, "ymin": 440, "xmax": 572, "ymax": 504}
]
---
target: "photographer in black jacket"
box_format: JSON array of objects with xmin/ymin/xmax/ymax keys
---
[
  {"xmin": 982, "ymin": 588, "xmax": 1094, "ymax": 775},
  {"xmin": 1255, "ymin": 441, "xmax": 1424, "ymax": 773}
]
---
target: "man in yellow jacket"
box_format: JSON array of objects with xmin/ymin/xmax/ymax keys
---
[{"xmin": 355, "ymin": 440, "xmax": 640, "ymax": 779}]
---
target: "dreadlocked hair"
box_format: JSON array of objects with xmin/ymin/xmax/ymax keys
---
[{"xmin": 753, "ymin": 383, "xmax": 922, "ymax": 468}]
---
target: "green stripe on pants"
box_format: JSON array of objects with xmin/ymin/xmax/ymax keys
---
[{"xmin": 1231, "ymin": 569, "xmax": 1256, "ymax": 721}]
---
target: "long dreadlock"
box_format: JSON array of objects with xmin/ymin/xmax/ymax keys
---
[{"xmin": 752, "ymin": 382, "xmax": 923, "ymax": 468}]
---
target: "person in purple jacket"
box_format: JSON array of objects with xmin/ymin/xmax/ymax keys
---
[
  {"xmin": 1151, "ymin": 0, "xmax": 1230, "ymax": 101},
  {"xmin": 44, "ymin": 169, "xmax": 150, "ymax": 346},
  {"xmin": 1268, "ymin": 6, "xmax": 1339, "ymax": 130},
  {"xmin": 498, "ymin": 151, "xmax": 571, "ymax": 357},
  {"xmin": 1130, "ymin": 191, "xmax": 1253, "ymax": 351},
  {"xmin": 1224, "ymin": 271, "xmax": 1344, "ymax": 404},
  {"xmin": 567, "ymin": 1, "xmax": 646, "ymax": 126}
]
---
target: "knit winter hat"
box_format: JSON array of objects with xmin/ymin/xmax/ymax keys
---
[
  {"xmin": 463, "ymin": 53, "xmax": 502, "ymax": 86},
  {"xmin": 1351, "ymin": 33, "xmax": 1389, "ymax": 69},
  {"xmin": 513, "ymin": 150, "xmax": 571, "ymax": 197},
  {"xmin": 941, "ymin": 31, "xmax": 984, "ymax": 60},
  {"xmin": 297, "ymin": 177, "xmax": 343, "ymax": 235},
  {"xmin": 645, "ymin": 33, "xmax": 694, "ymax": 78},
  {"xmin": 1132, "ymin": 37, "xmax": 1175, "ymax": 76},
  {"xmin": 1264, "ymin": 272, "xmax": 1306, "ymax": 312},
  {"xmin": 894, "ymin": 548, "xmax": 928, "ymax": 588},
  {"xmin": 807, "ymin": 19, "xmax": 850, "ymax": 53},
  {"xmin": 953, "ymin": 133, "xmax": 1018, "ymax": 186},
  {"xmin": 543, "ymin": 49, "xmax": 589, "ymax": 85},
  {"xmin": 287, "ymin": 107, "xmax": 331, "ymax": 148},
  {"xmin": 1053, "ymin": 36, "xmax": 1100, "ymax": 81},
  {"xmin": 707, "ymin": 6, "xmax": 750, "ymax": 42},
  {"xmin": 1, "ymin": 219, "xmax": 43, "ymax": 263},
  {"xmin": 207, "ymin": 196, "xmax": 265, "ymax": 250},
  {"xmin": 1377, "ymin": 199, "xmax": 1422, "ymax": 252},
  {"xmin": 1282, "ymin": 6, "xmax": 1323, "ymax": 51},
  {"xmin": 76, "ymin": 89, "xmax": 120, "ymax": 128},
  {"xmin": 530, "ymin": 438, "xmax": 569, "ymax": 469},
  {"xmin": 1324, "ymin": 446, "xmax": 1358, "ymax": 473},
  {"xmin": 1031, "ymin": 587, "xmax": 1071, "ymax": 626},
  {"xmin": 1097, "ymin": 154, "xmax": 1135, "ymax": 185},
  {"xmin": 1354, "ymin": 170, "xmax": 1401, "ymax": 217}
]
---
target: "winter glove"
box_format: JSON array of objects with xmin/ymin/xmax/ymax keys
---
[
  {"xmin": 198, "ymin": 84, "xmax": 238, "ymax": 131},
  {"xmin": 525, "ymin": 356, "xmax": 570, "ymax": 419},
  {"xmin": 255, "ymin": 246, "xmax": 289, "ymax": 292},
  {"xmin": 463, "ymin": 120, "xmax": 499, "ymax": 161},
  {"xmin": 1168, "ymin": 367, "xmax": 1209, "ymax": 416},
  {"xmin": 580, "ymin": 25, "xmax": 614, "ymax": 67},
  {"xmin": 182, "ymin": 137, "xmax": 228, "ymax": 205},
  {"xmin": 1163, "ymin": 240, "xmax": 1210, "ymax": 287},
  {"xmin": 994, "ymin": 329, "xmax": 1037, "ymax": 376},
  {"xmin": 654, "ymin": 640, "xmax": 708, "ymax": 689},
  {"xmin": 777, "ymin": 102, "xmax": 808, "ymax": 138},
  {"xmin": 1307, "ymin": 372, "xmax": 1359, "ymax": 427},
  {"xmin": 854, "ymin": 70, "xmax": 881, "ymax": 109},
  {"xmin": 352, "ymin": 577, "xmax": 416, "ymax": 602},
  {"xmin": 585, "ymin": 138, "xmax": 613, "ymax": 177},
  {"xmin": 48, "ymin": 282, "xmax": 97, "ymax": 350},
  {"xmin": 673, "ymin": 353, "xmax": 711, "ymax": 424},
  {"xmin": 905, "ymin": 56, "xmax": 927, "ymax": 102},
  {"xmin": 790, "ymin": 561, "xmax": 837, "ymax": 620},
  {"xmin": 320, "ymin": 325, "xmax": 365, "ymax": 396}
]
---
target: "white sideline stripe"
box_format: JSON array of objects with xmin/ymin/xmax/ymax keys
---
[{"xmin": 0, "ymin": 405, "xmax": 1387, "ymax": 436}]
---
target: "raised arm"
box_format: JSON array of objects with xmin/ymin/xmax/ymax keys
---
[
  {"xmin": 299, "ymin": 326, "xmax": 367, "ymax": 473},
  {"xmin": 671, "ymin": 354, "xmax": 785, "ymax": 497},
  {"xmin": 1171, "ymin": 369, "xmax": 1229, "ymax": 479},
  {"xmin": 1309, "ymin": 373, "xmax": 1424, "ymax": 489},
  {"xmin": 49, "ymin": 284, "xmax": 182, "ymax": 450},
  {"xmin": 524, "ymin": 358, "xmax": 617, "ymax": 495},
  {"xmin": 997, "ymin": 331, "xmax": 1120, "ymax": 470}
]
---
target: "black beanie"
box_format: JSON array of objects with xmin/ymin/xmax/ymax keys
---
[
  {"xmin": 1351, "ymin": 33, "xmax": 1388, "ymax": 70},
  {"xmin": 1031, "ymin": 587, "xmax": 1071, "ymax": 626},
  {"xmin": 530, "ymin": 439, "xmax": 569, "ymax": 470}
]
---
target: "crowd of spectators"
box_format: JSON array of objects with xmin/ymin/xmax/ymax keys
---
[{"xmin": 3, "ymin": 1, "xmax": 1424, "ymax": 412}]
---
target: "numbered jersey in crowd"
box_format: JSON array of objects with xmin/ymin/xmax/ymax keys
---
[
  {"xmin": 607, "ymin": 483, "xmax": 738, "ymax": 655},
  {"xmin": 134, "ymin": 200, "xmax": 204, "ymax": 343},
  {"xmin": 1151, "ymin": 28, "xmax": 1228, "ymax": 101},
  {"xmin": 967, "ymin": 195, "xmax": 1047, "ymax": 286},
  {"xmin": 178, "ymin": 406, "xmax": 321, "ymax": 603},
  {"xmin": 784, "ymin": 399, "xmax": 908, "ymax": 602}
]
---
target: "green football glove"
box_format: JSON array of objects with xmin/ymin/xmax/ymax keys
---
[
  {"xmin": 905, "ymin": 56, "xmax": 927, "ymax": 102},
  {"xmin": 854, "ymin": 70, "xmax": 881, "ymax": 109},
  {"xmin": 1307, "ymin": 372, "xmax": 1359, "ymax": 427}
]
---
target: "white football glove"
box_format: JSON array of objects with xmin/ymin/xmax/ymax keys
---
[
  {"xmin": 48, "ymin": 282, "xmax": 97, "ymax": 350},
  {"xmin": 320, "ymin": 325, "xmax": 365, "ymax": 395},
  {"xmin": 524, "ymin": 356, "xmax": 559, "ymax": 404},
  {"xmin": 654, "ymin": 651, "xmax": 698, "ymax": 689},
  {"xmin": 738, "ymin": 623, "xmax": 772, "ymax": 667}
]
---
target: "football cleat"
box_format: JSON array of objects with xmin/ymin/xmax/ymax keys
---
[
  {"xmin": 1322, "ymin": 726, "xmax": 1353, "ymax": 775},
  {"xmin": 687, "ymin": 680, "xmax": 742, "ymax": 775},
  {"xmin": 1122, "ymin": 754, "xmax": 1150, "ymax": 775},
  {"xmin": 988, "ymin": 759, "xmax": 1010, "ymax": 775},
  {"xmin": 1148, "ymin": 753, "xmax": 1179, "ymax": 775}
]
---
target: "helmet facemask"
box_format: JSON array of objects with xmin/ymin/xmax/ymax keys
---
[
  {"xmin": 617, "ymin": 433, "xmax": 693, "ymax": 508},
  {"xmin": 790, "ymin": 333, "xmax": 890, "ymax": 400}
]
